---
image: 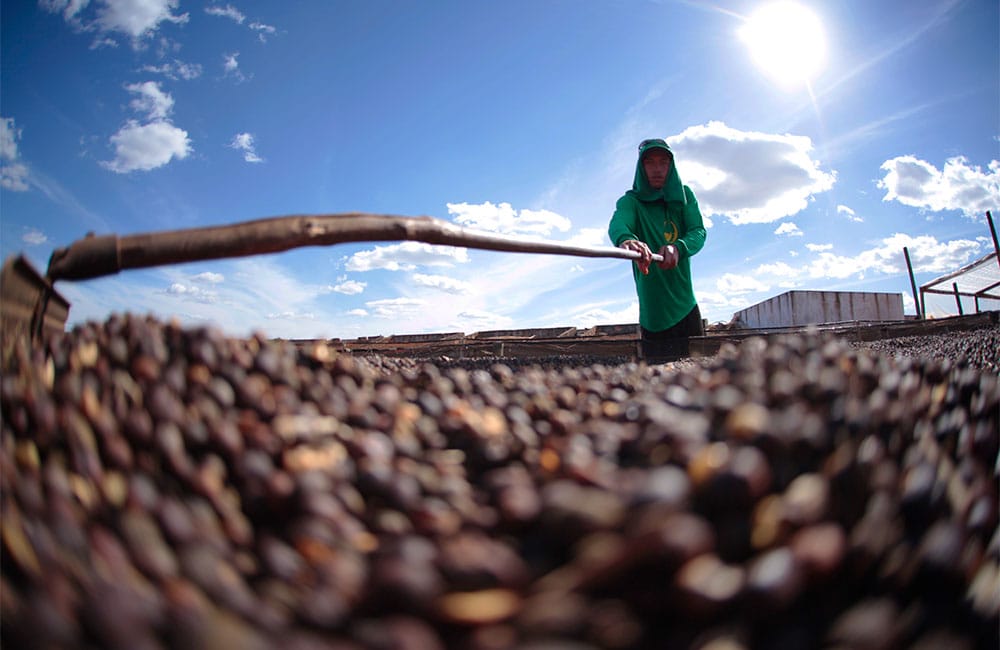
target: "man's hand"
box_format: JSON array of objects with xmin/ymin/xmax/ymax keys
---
[
  {"xmin": 620, "ymin": 239, "xmax": 653, "ymax": 274},
  {"xmin": 657, "ymin": 244, "xmax": 679, "ymax": 270}
]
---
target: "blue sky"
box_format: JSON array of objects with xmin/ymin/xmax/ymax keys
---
[{"xmin": 2, "ymin": 0, "xmax": 998, "ymax": 339}]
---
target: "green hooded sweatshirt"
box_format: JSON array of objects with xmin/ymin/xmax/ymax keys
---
[{"xmin": 608, "ymin": 140, "xmax": 706, "ymax": 332}]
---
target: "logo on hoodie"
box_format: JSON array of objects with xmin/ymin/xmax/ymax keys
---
[{"xmin": 664, "ymin": 220, "xmax": 679, "ymax": 244}]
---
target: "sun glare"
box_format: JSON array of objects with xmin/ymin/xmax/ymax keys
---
[{"xmin": 739, "ymin": 2, "xmax": 827, "ymax": 88}]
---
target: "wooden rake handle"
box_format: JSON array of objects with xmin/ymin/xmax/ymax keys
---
[{"xmin": 46, "ymin": 213, "xmax": 662, "ymax": 282}]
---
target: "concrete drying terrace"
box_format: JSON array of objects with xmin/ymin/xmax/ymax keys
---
[{"xmin": 289, "ymin": 312, "xmax": 999, "ymax": 361}]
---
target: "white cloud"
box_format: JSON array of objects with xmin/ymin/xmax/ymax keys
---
[
  {"xmin": 165, "ymin": 282, "xmax": 219, "ymax": 304},
  {"xmin": 90, "ymin": 36, "xmax": 119, "ymax": 49},
  {"xmin": 249, "ymin": 21, "xmax": 276, "ymax": 42},
  {"xmin": 223, "ymin": 52, "xmax": 239, "ymax": 73},
  {"xmin": 858, "ymin": 233, "xmax": 980, "ymax": 275},
  {"xmin": 1, "ymin": 117, "xmax": 29, "ymax": 191},
  {"xmin": 365, "ymin": 297, "xmax": 426, "ymax": 318},
  {"xmin": 102, "ymin": 119, "xmax": 191, "ymax": 173},
  {"xmin": 192, "ymin": 271, "xmax": 224, "ymax": 283},
  {"xmin": 681, "ymin": 160, "xmax": 727, "ymax": 192},
  {"xmin": 806, "ymin": 243, "xmax": 833, "ymax": 252},
  {"xmin": 39, "ymin": 0, "xmax": 89, "ymax": 21},
  {"xmin": 877, "ymin": 155, "xmax": 1000, "ymax": 218},
  {"xmin": 447, "ymin": 201, "xmax": 572, "ymax": 236},
  {"xmin": 222, "ymin": 52, "xmax": 249, "ymax": 82},
  {"xmin": 347, "ymin": 309, "xmax": 369, "ymax": 317},
  {"xmin": 695, "ymin": 291, "xmax": 753, "ymax": 320},
  {"xmin": 141, "ymin": 59, "xmax": 202, "ymax": 80},
  {"xmin": 453, "ymin": 309, "xmax": 513, "ymax": 330},
  {"xmin": 345, "ymin": 241, "xmax": 470, "ymax": 272},
  {"xmin": 1, "ymin": 117, "xmax": 23, "ymax": 158},
  {"xmin": 567, "ymin": 301, "xmax": 639, "ymax": 328},
  {"xmin": 22, "ymin": 228, "xmax": 48, "ymax": 245},
  {"xmin": 228, "ymin": 132, "xmax": 263, "ymax": 163},
  {"xmin": 0, "ymin": 163, "xmax": 29, "ymax": 189},
  {"xmin": 204, "ymin": 5, "xmax": 275, "ymax": 42},
  {"xmin": 754, "ymin": 261, "xmax": 799, "ymax": 278},
  {"xmin": 717, "ymin": 273, "xmax": 770, "ymax": 295},
  {"xmin": 411, "ymin": 273, "xmax": 471, "ymax": 294},
  {"xmin": 774, "ymin": 222, "xmax": 802, "ymax": 237},
  {"xmin": 669, "ymin": 121, "xmax": 836, "ymax": 225},
  {"xmin": 205, "ymin": 4, "xmax": 245, "ymax": 24},
  {"xmin": 837, "ymin": 204, "xmax": 863, "ymax": 222},
  {"xmin": 155, "ymin": 35, "xmax": 180, "ymax": 58},
  {"xmin": 267, "ymin": 311, "xmax": 315, "ymax": 321},
  {"xmin": 799, "ymin": 233, "xmax": 981, "ymax": 280},
  {"xmin": 126, "ymin": 81, "xmax": 173, "ymax": 119},
  {"xmin": 42, "ymin": 0, "xmax": 189, "ymax": 46},
  {"xmin": 722, "ymin": 233, "xmax": 984, "ymax": 300},
  {"xmin": 95, "ymin": 0, "xmax": 188, "ymax": 40},
  {"xmin": 327, "ymin": 280, "xmax": 366, "ymax": 295},
  {"xmin": 102, "ymin": 82, "xmax": 190, "ymax": 173},
  {"xmin": 804, "ymin": 252, "xmax": 863, "ymax": 280}
]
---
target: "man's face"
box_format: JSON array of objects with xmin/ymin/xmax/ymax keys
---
[{"xmin": 642, "ymin": 149, "xmax": 672, "ymax": 190}]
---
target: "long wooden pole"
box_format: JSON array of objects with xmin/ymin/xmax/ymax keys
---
[{"xmin": 46, "ymin": 213, "xmax": 663, "ymax": 282}]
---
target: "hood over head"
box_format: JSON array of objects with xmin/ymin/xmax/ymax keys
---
[{"xmin": 629, "ymin": 138, "xmax": 687, "ymax": 204}]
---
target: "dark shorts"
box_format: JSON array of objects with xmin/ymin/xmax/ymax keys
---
[{"xmin": 640, "ymin": 305, "xmax": 704, "ymax": 363}]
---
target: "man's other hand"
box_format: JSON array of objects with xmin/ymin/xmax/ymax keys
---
[{"xmin": 657, "ymin": 244, "xmax": 679, "ymax": 270}]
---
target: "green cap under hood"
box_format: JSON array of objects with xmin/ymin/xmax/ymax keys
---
[{"xmin": 629, "ymin": 139, "xmax": 687, "ymax": 205}]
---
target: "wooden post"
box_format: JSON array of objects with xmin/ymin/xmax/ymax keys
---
[
  {"xmin": 903, "ymin": 246, "xmax": 921, "ymax": 319},
  {"xmin": 953, "ymin": 282, "xmax": 964, "ymax": 315},
  {"xmin": 988, "ymin": 210, "xmax": 999, "ymax": 269}
]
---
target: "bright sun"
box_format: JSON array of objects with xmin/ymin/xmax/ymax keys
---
[{"xmin": 739, "ymin": 2, "xmax": 827, "ymax": 88}]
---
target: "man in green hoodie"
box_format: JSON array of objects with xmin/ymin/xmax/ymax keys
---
[{"xmin": 608, "ymin": 138, "xmax": 707, "ymax": 362}]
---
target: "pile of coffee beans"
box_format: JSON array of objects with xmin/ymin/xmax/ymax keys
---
[
  {"xmin": 2, "ymin": 314, "xmax": 997, "ymax": 649},
  {"xmin": 854, "ymin": 324, "xmax": 1000, "ymax": 373}
]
